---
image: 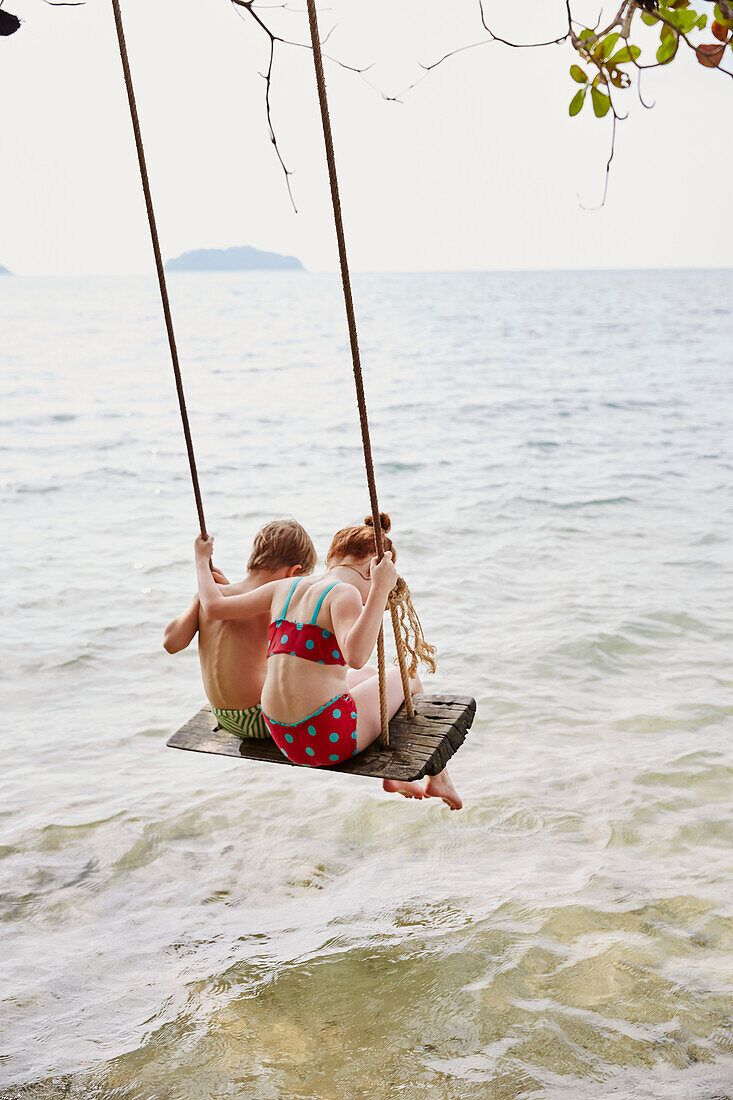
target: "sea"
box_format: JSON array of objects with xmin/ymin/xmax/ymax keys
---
[{"xmin": 1, "ymin": 268, "xmax": 732, "ymax": 1099}]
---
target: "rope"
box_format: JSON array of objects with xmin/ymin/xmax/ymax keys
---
[
  {"xmin": 389, "ymin": 601, "xmax": 416, "ymax": 720},
  {"xmin": 376, "ymin": 625, "xmax": 389, "ymax": 747},
  {"xmin": 305, "ymin": 0, "xmax": 394, "ymax": 739},
  {"xmin": 304, "ymin": 0, "xmax": 383, "ymax": 554},
  {"xmin": 110, "ymin": 0, "xmax": 208, "ymax": 538}
]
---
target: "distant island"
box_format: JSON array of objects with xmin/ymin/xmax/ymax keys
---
[
  {"xmin": 0, "ymin": 264, "xmax": 12, "ymax": 275},
  {"xmin": 165, "ymin": 246, "xmax": 304, "ymax": 272}
]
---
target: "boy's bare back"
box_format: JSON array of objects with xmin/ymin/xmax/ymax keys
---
[
  {"xmin": 197, "ymin": 576, "xmax": 269, "ymax": 710},
  {"xmin": 164, "ymin": 518, "xmax": 318, "ymax": 712}
]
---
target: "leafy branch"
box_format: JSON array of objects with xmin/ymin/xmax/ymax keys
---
[
  {"xmin": 415, "ymin": 0, "xmax": 733, "ymax": 205},
  {"xmin": 568, "ymin": 1, "xmax": 732, "ymax": 200}
]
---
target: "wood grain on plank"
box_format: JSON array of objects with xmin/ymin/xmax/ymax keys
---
[{"xmin": 167, "ymin": 693, "xmax": 475, "ymax": 781}]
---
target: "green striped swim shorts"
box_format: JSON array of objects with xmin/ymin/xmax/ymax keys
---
[{"xmin": 211, "ymin": 703, "xmax": 270, "ymax": 740}]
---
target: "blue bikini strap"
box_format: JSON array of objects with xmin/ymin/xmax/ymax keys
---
[
  {"xmin": 309, "ymin": 581, "xmax": 341, "ymax": 625},
  {"xmin": 278, "ymin": 578, "xmax": 301, "ymax": 621}
]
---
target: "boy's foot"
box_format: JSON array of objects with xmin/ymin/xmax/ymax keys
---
[
  {"xmin": 383, "ymin": 778, "xmax": 426, "ymax": 800},
  {"xmin": 424, "ymin": 771, "xmax": 463, "ymax": 811}
]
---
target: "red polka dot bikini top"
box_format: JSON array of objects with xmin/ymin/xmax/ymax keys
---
[{"xmin": 267, "ymin": 578, "xmax": 346, "ymax": 666}]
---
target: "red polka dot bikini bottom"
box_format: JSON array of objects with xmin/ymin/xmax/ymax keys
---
[{"xmin": 262, "ymin": 692, "xmax": 359, "ymax": 767}]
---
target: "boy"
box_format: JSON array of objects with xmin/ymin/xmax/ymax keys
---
[{"xmin": 164, "ymin": 519, "xmax": 317, "ymax": 737}]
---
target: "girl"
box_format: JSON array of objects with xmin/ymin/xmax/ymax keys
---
[{"xmin": 195, "ymin": 514, "xmax": 462, "ymax": 810}]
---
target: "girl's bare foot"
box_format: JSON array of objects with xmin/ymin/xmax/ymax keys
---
[
  {"xmin": 424, "ymin": 769, "xmax": 463, "ymax": 811},
  {"xmin": 382, "ymin": 778, "xmax": 426, "ymax": 800}
]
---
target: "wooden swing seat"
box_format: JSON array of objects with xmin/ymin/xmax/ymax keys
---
[{"xmin": 167, "ymin": 693, "xmax": 475, "ymax": 781}]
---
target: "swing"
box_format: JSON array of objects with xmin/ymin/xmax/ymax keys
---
[
  {"xmin": 110, "ymin": 0, "xmax": 475, "ymax": 780},
  {"xmin": 168, "ymin": 695, "xmax": 475, "ymax": 782}
]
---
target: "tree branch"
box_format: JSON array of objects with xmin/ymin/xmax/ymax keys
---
[
  {"xmin": 229, "ymin": 0, "xmax": 733, "ymax": 209},
  {"xmin": 415, "ymin": 1, "xmax": 733, "ymax": 205},
  {"xmin": 230, "ymin": 0, "xmax": 373, "ymax": 208},
  {"xmin": 478, "ymin": 0, "xmax": 573, "ymax": 46}
]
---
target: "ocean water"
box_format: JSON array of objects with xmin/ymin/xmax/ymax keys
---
[{"xmin": 1, "ymin": 268, "xmax": 732, "ymax": 1099}]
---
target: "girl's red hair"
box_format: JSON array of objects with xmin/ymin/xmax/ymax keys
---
[
  {"xmin": 326, "ymin": 512, "xmax": 395, "ymax": 567},
  {"xmin": 326, "ymin": 513, "xmax": 437, "ymax": 675}
]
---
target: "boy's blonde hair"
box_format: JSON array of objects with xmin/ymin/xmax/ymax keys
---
[{"xmin": 248, "ymin": 518, "xmax": 317, "ymax": 575}]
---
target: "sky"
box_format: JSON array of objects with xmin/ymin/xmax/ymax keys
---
[{"xmin": 1, "ymin": 0, "xmax": 731, "ymax": 274}]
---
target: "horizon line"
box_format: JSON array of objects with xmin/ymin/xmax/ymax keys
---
[{"xmin": 3, "ymin": 263, "xmax": 732, "ymax": 278}]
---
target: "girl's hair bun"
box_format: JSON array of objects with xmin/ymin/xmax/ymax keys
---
[{"xmin": 364, "ymin": 512, "xmax": 391, "ymax": 533}]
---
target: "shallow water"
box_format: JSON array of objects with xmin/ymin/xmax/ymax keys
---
[{"xmin": 1, "ymin": 269, "xmax": 732, "ymax": 1098}]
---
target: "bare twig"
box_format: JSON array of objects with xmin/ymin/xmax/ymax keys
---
[
  {"xmin": 636, "ymin": 65, "xmax": 656, "ymax": 109},
  {"xmin": 579, "ymin": 109, "xmax": 618, "ymax": 209},
  {"xmin": 422, "ymin": 38, "xmax": 497, "ymax": 72},
  {"xmin": 384, "ymin": 38, "xmax": 499, "ymax": 102},
  {"xmin": 231, "ymin": 0, "xmax": 373, "ymax": 208},
  {"xmin": 386, "ymin": 0, "xmax": 573, "ymax": 100},
  {"xmin": 478, "ymin": 0, "xmax": 572, "ymax": 46},
  {"xmin": 232, "ymin": 0, "xmax": 297, "ymax": 208}
]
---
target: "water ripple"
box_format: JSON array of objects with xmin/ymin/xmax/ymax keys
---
[{"xmin": 1, "ymin": 269, "xmax": 732, "ymax": 1098}]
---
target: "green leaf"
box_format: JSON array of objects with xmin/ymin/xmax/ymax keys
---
[
  {"xmin": 642, "ymin": 11, "xmax": 659, "ymax": 23},
  {"xmin": 569, "ymin": 87, "xmax": 587, "ymax": 116},
  {"xmin": 591, "ymin": 86, "xmax": 611, "ymax": 117},
  {"xmin": 599, "ymin": 32, "xmax": 621, "ymax": 58},
  {"xmin": 697, "ymin": 13, "xmax": 708, "ymax": 27},
  {"xmin": 664, "ymin": 8, "xmax": 699, "ymax": 31},
  {"xmin": 579, "ymin": 28, "xmax": 595, "ymax": 40},
  {"xmin": 657, "ymin": 34, "xmax": 679, "ymax": 62},
  {"xmin": 608, "ymin": 44, "xmax": 642, "ymax": 64},
  {"xmin": 679, "ymin": 9, "xmax": 700, "ymax": 31},
  {"xmin": 570, "ymin": 64, "xmax": 588, "ymax": 83}
]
